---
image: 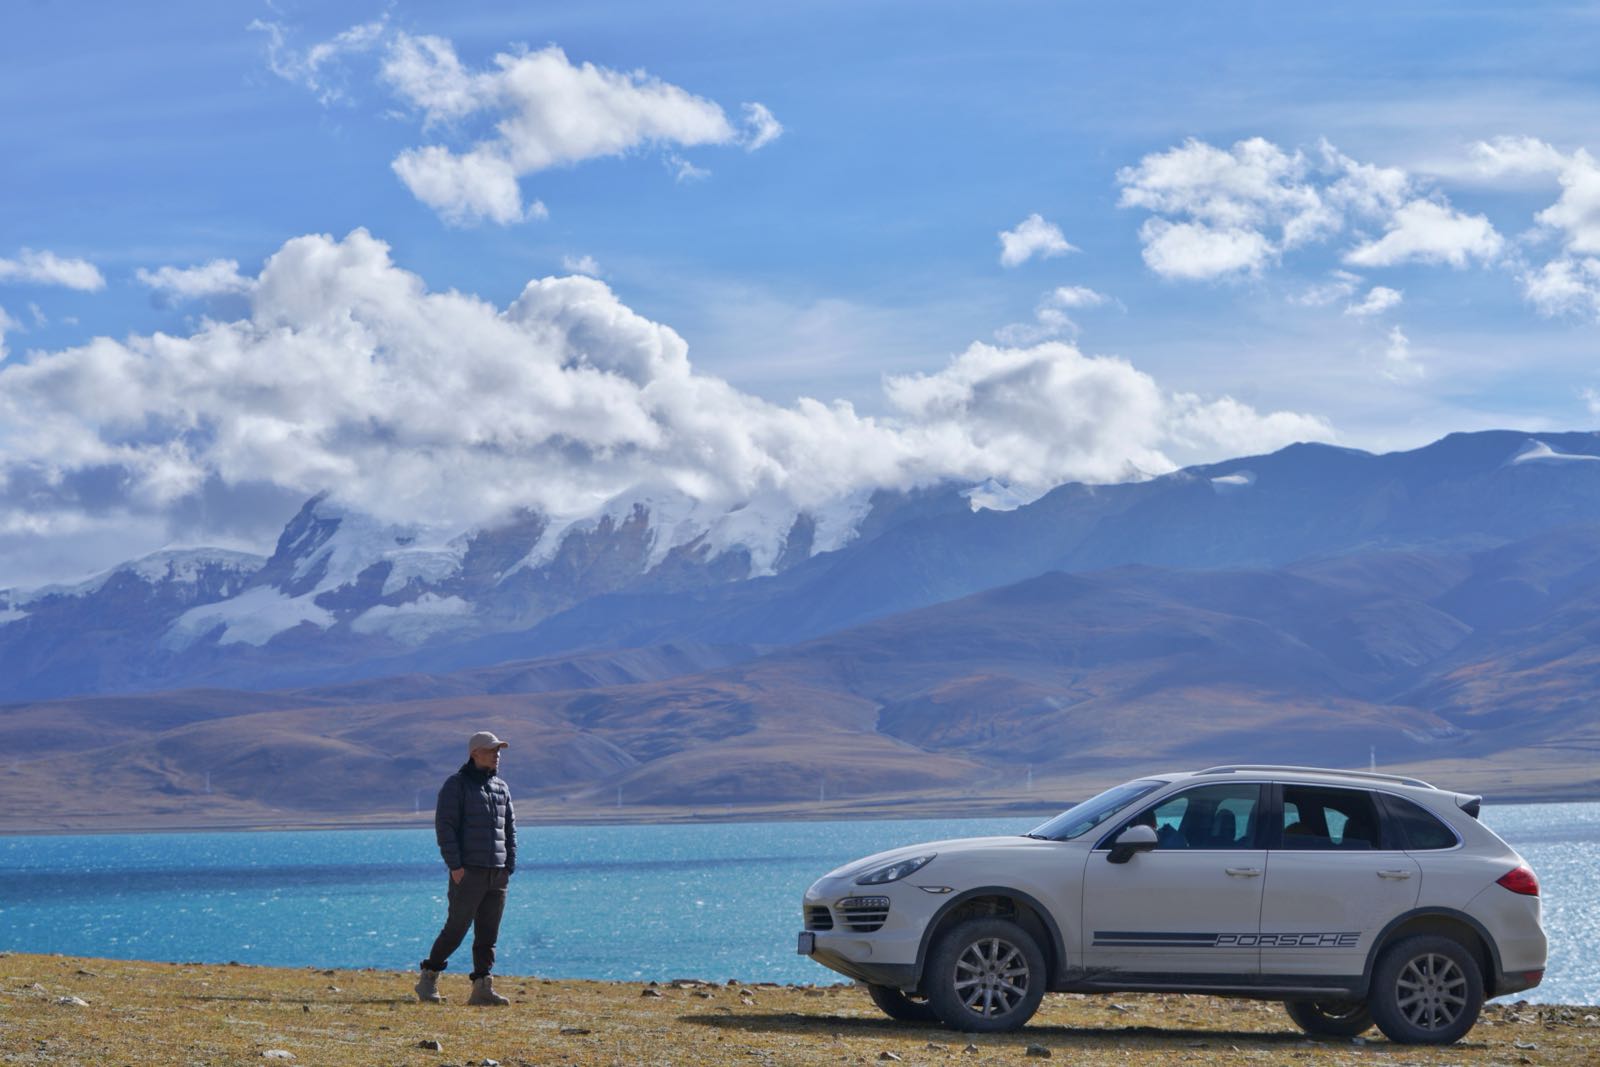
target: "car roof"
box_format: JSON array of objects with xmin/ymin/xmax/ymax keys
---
[{"xmin": 1162, "ymin": 764, "xmax": 1448, "ymax": 795}]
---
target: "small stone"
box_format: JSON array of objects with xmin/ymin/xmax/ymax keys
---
[
  {"xmin": 302, "ymin": 1004, "xmax": 310, "ymax": 1013},
  {"xmin": 417, "ymin": 1039, "xmax": 443, "ymax": 1051},
  {"xmin": 692, "ymin": 990, "xmax": 714, "ymax": 999},
  {"xmin": 924, "ymin": 1043, "xmax": 948, "ymax": 1051},
  {"xmin": 261, "ymin": 1052, "xmax": 294, "ymax": 1061},
  {"xmin": 482, "ymin": 1060, "xmax": 499, "ymax": 1067},
  {"xmin": 804, "ymin": 989, "xmax": 826, "ymax": 998},
  {"xmin": 326, "ymin": 985, "xmax": 341, "ymax": 992},
  {"xmin": 559, "ymin": 1027, "xmax": 592, "ymax": 1035},
  {"xmin": 1108, "ymin": 1002, "xmax": 1131, "ymax": 1013},
  {"xmin": 1024, "ymin": 1045, "xmax": 1051, "ymax": 1058},
  {"xmin": 54, "ymin": 996, "xmax": 89, "ymax": 1007},
  {"xmin": 963, "ymin": 1044, "xmax": 980, "ymax": 1054},
  {"xmin": 877, "ymin": 1054, "xmax": 902, "ymax": 1062},
  {"xmin": 74, "ymin": 969, "xmax": 97, "ymax": 977},
  {"xmin": 1514, "ymin": 1041, "xmax": 1539, "ymax": 1050},
  {"xmin": 641, "ymin": 987, "xmax": 663, "ymax": 998}
]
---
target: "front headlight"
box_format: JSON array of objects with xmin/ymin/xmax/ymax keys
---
[{"xmin": 854, "ymin": 853, "xmax": 936, "ymax": 885}]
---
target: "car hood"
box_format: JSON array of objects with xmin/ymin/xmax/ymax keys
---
[{"xmin": 824, "ymin": 835, "xmax": 1054, "ymax": 880}]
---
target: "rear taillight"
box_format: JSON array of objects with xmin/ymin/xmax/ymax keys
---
[{"xmin": 1496, "ymin": 865, "xmax": 1540, "ymax": 896}]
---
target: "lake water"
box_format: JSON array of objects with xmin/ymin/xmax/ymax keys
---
[{"xmin": 1, "ymin": 803, "xmax": 1595, "ymax": 1005}]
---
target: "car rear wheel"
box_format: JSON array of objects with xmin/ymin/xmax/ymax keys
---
[
  {"xmin": 924, "ymin": 917, "xmax": 1047, "ymax": 1032},
  {"xmin": 1284, "ymin": 998, "xmax": 1373, "ymax": 1037},
  {"xmin": 1368, "ymin": 935, "xmax": 1484, "ymax": 1045},
  {"xmin": 866, "ymin": 983, "xmax": 940, "ymax": 1023}
]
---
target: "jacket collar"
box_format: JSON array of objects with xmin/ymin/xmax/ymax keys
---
[{"xmin": 460, "ymin": 759, "xmax": 493, "ymax": 784}]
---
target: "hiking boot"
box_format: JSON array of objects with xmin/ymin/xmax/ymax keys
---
[
  {"xmin": 468, "ymin": 975, "xmax": 509, "ymax": 1006},
  {"xmin": 414, "ymin": 966, "xmax": 445, "ymax": 1003}
]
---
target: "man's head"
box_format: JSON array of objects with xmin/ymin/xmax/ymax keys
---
[{"xmin": 468, "ymin": 731, "xmax": 508, "ymax": 772}]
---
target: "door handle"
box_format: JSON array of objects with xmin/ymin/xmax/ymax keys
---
[
  {"xmin": 1377, "ymin": 869, "xmax": 1413, "ymax": 880},
  {"xmin": 1224, "ymin": 867, "xmax": 1262, "ymax": 877}
]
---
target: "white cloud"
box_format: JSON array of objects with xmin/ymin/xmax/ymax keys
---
[
  {"xmin": 1582, "ymin": 387, "xmax": 1600, "ymax": 417},
  {"xmin": 1471, "ymin": 135, "xmax": 1571, "ymax": 181},
  {"xmin": 666, "ymin": 154, "xmax": 710, "ymax": 183},
  {"xmin": 381, "ymin": 37, "xmax": 773, "ymax": 225},
  {"xmin": 1291, "ymin": 270, "xmax": 1362, "ymax": 307},
  {"xmin": 135, "ymin": 259, "xmax": 253, "ymax": 301},
  {"xmin": 0, "ymin": 249, "xmax": 106, "ymax": 291},
  {"xmin": 1137, "ymin": 218, "xmax": 1274, "ymax": 280},
  {"xmin": 742, "ymin": 102, "xmax": 783, "ymax": 151},
  {"xmin": 0, "ymin": 229, "xmax": 1333, "ymax": 577},
  {"xmin": 1381, "ymin": 325, "xmax": 1423, "ymax": 382},
  {"xmin": 391, "ymin": 145, "xmax": 542, "ymax": 226},
  {"xmin": 1522, "ymin": 255, "xmax": 1600, "ymax": 318},
  {"xmin": 250, "ymin": 16, "xmax": 388, "ymax": 106},
  {"xmin": 1119, "ymin": 136, "xmax": 1503, "ymax": 279},
  {"xmin": 1345, "ymin": 286, "xmax": 1403, "ymax": 317},
  {"xmin": 562, "ymin": 254, "xmax": 602, "ymax": 277},
  {"xmin": 1048, "ymin": 285, "xmax": 1109, "ymax": 309},
  {"xmin": 998, "ymin": 214, "xmax": 1076, "ymax": 267},
  {"xmin": 0, "ymin": 305, "xmax": 17, "ymax": 360},
  {"xmin": 993, "ymin": 286, "xmax": 1111, "ymax": 345},
  {"xmin": 1344, "ymin": 199, "xmax": 1503, "ymax": 268}
]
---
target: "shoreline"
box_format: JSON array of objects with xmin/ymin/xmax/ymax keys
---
[{"xmin": 2, "ymin": 790, "xmax": 1596, "ymax": 837}]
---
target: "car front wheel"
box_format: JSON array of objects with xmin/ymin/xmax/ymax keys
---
[
  {"xmin": 1368, "ymin": 935, "xmax": 1484, "ymax": 1045},
  {"xmin": 924, "ymin": 917, "xmax": 1047, "ymax": 1032},
  {"xmin": 866, "ymin": 983, "xmax": 940, "ymax": 1023},
  {"xmin": 1284, "ymin": 998, "xmax": 1373, "ymax": 1037}
]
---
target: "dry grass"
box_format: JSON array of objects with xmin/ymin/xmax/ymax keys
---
[{"xmin": 2, "ymin": 953, "xmax": 1596, "ymax": 1066}]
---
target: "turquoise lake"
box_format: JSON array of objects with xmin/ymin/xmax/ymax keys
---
[{"xmin": 1, "ymin": 803, "xmax": 1595, "ymax": 1004}]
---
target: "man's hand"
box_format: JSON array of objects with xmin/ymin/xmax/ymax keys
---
[{"xmin": 450, "ymin": 868, "xmax": 465, "ymax": 884}]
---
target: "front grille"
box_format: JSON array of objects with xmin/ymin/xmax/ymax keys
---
[
  {"xmin": 805, "ymin": 905, "xmax": 833, "ymax": 931},
  {"xmin": 838, "ymin": 896, "xmax": 890, "ymax": 933}
]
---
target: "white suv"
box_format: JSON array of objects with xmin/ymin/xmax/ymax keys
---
[{"xmin": 798, "ymin": 766, "xmax": 1546, "ymax": 1045}]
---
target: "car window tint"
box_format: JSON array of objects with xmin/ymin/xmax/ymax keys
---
[
  {"xmin": 1382, "ymin": 794, "xmax": 1459, "ymax": 851},
  {"xmin": 1124, "ymin": 783, "xmax": 1261, "ymax": 850},
  {"xmin": 1279, "ymin": 785, "xmax": 1385, "ymax": 850}
]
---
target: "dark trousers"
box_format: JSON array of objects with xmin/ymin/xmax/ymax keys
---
[{"xmin": 423, "ymin": 867, "xmax": 509, "ymax": 979}]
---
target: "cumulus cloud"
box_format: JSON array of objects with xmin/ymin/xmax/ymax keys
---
[
  {"xmin": 135, "ymin": 259, "xmax": 253, "ymax": 302},
  {"xmin": 1470, "ymin": 137, "xmax": 1600, "ymax": 317},
  {"xmin": 1118, "ymin": 136, "xmax": 1502, "ymax": 280},
  {"xmin": 998, "ymin": 214, "xmax": 1077, "ymax": 267},
  {"xmin": 1344, "ymin": 199, "xmax": 1502, "ymax": 268},
  {"xmin": 1523, "ymin": 255, "xmax": 1600, "ymax": 318},
  {"xmin": 380, "ymin": 36, "xmax": 774, "ymax": 225},
  {"xmin": 0, "ymin": 229, "xmax": 1331, "ymax": 579},
  {"xmin": 0, "ymin": 249, "xmax": 106, "ymax": 291},
  {"xmin": 1345, "ymin": 285, "xmax": 1403, "ymax": 317}
]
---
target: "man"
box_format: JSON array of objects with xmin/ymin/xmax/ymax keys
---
[{"xmin": 415, "ymin": 730, "xmax": 516, "ymax": 1006}]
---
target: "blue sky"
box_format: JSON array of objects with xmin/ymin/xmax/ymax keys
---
[{"xmin": 2, "ymin": 1, "xmax": 1599, "ymax": 584}]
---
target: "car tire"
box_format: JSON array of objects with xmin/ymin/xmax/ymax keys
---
[
  {"xmin": 924, "ymin": 917, "xmax": 1047, "ymax": 1032},
  {"xmin": 866, "ymin": 983, "xmax": 940, "ymax": 1023},
  {"xmin": 1283, "ymin": 998, "xmax": 1373, "ymax": 1037},
  {"xmin": 1368, "ymin": 935, "xmax": 1484, "ymax": 1045}
]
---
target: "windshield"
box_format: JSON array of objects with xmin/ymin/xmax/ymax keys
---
[{"xmin": 1027, "ymin": 779, "xmax": 1166, "ymax": 841}]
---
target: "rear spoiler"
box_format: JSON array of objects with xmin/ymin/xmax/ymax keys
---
[{"xmin": 1456, "ymin": 794, "xmax": 1482, "ymax": 819}]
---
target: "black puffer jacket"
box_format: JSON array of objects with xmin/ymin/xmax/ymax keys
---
[{"xmin": 435, "ymin": 761, "xmax": 516, "ymax": 872}]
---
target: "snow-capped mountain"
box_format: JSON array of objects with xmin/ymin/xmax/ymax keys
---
[{"xmin": 6, "ymin": 429, "xmax": 1600, "ymax": 702}]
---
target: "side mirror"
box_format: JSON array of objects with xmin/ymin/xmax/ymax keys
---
[{"xmin": 1108, "ymin": 824, "xmax": 1158, "ymax": 864}]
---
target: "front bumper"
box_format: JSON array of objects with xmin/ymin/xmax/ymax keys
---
[
  {"xmin": 797, "ymin": 931, "xmax": 917, "ymax": 987},
  {"xmin": 797, "ymin": 877, "xmax": 932, "ymax": 990}
]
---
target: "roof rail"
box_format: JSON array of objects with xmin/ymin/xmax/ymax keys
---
[{"xmin": 1194, "ymin": 764, "xmax": 1435, "ymax": 789}]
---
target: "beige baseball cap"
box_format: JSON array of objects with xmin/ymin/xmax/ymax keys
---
[{"xmin": 468, "ymin": 731, "xmax": 509, "ymax": 756}]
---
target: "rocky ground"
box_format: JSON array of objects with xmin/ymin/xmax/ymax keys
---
[{"xmin": 1, "ymin": 953, "xmax": 1595, "ymax": 1066}]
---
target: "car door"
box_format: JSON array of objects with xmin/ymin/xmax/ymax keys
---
[
  {"xmin": 1258, "ymin": 783, "xmax": 1421, "ymax": 980},
  {"xmin": 1081, "ymin": 781, "xmax": 1267, "ymax": 980}
]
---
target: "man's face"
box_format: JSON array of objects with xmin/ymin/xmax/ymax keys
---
[{"xmin": 471, "ymin": 746, "xmax": 502, "ymax": 772}]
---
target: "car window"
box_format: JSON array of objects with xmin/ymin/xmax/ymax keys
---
[
  {"xmin": 1030, "ymin": 779, "xmax": 1165, "ymax": 840},
  {"xmin": 1379, "ymin": 794, "xmax": 1459, "ymax": 850},
  {"xmin": 1279, "ymin": 785, "xmax": 1386, "ymax": 850},
  {"xmin": 1114, "ymin": 783, "xmax": 1262, "ymax": 850}
]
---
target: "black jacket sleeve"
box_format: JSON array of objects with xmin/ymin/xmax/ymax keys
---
[
  {"xmin": 435, "ymin": 775, "xmax": 463, "ymax": 870},
  {"xmin": 503, "ymin": 786, "xmax": 516, "ymax": 875}
]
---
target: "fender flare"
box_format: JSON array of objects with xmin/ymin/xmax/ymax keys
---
[
  {"xmin": 1362, "ymin": 906, "xmax": 1505, "ymax": 993},
  {"xmin": 912, "ymin": 885, "xmax": 1069, "ymax": 986}
]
